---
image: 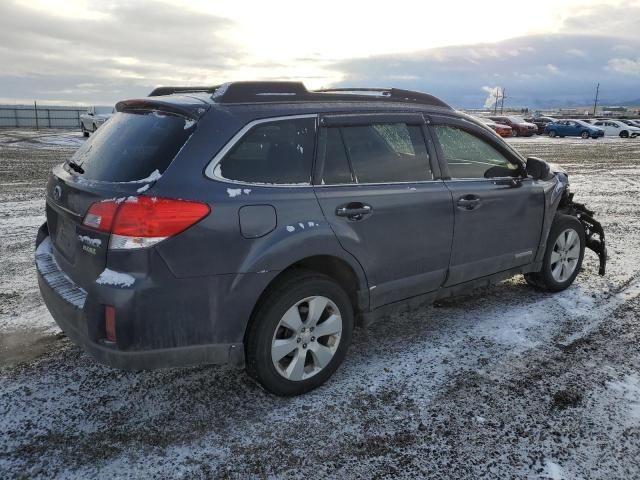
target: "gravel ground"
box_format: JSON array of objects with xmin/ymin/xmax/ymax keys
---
[{"xmin": 1, "ymin": 130, "xmax": 639, "ymax": 479}]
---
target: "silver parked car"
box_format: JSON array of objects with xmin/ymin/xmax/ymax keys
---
[{"xmin": 80, "ymin": 106, "xmax": 114, "ymax": 137}]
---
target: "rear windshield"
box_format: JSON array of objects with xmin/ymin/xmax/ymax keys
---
[{"xmin": 69, "ymin": 110, "xmax": 194, "ymax": 182}]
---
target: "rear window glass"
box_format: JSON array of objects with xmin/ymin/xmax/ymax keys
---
[
  {"xmin": 216, "ymin": 117, "xmax": 315, "ymax": 184},
  {"xmin": 69, "ymin": 111, "xmax": 194, "ymax": 182}
]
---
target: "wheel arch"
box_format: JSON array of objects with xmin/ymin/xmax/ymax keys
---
[{"xmin": 243, "ymin": 254, "xmax": 369, "ymax": 343}]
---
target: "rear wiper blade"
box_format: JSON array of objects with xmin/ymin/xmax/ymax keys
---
[{"xmin": 66, "ymin": 160, "xmax": 84, "ymax": 174}]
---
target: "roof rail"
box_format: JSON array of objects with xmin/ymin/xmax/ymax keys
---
[
  {"xmin": 148, "ymin": 86, "xmax": 220, "ymax": 97},
  {"xmin": 316, "ymin": 87, "xmax": 450, "ymax": 108},
  {"xmin": 313, "ymin": 88, "xmax": 392, "ymax": 96},
  {"xmin": 149, "ymin": 81, "xmax": 451, "ymax": 109}
]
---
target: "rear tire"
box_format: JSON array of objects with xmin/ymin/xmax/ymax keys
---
[
  {"xmin": 548, "ymin": 130, "xmax": 557, "ymax": 138},
  {"xmin": 581, "ymin": 131, "xmax": 589, "ymax": 139},
  {"xmin": 620, "ymin": 131, "xmax": 629, "ymax": 138},
  {"xmin": 81, "ymin": 125, "xmax": 89, "ymax": 137},
  {"xmin": 524, "ymin": 215, "xmax": 585, "ymax": 292},
  {"xmin": 245, "ymin": 270, "xmax": 354, "ymax": 396}
]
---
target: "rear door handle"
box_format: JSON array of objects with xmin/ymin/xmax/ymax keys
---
[
  {"xmin": 457, "ymin": 195, "xmax": 481, "ymax": 211},
  {"xmin": 336, "ymin": 203, "xmax": 372, "ymax": 220}
]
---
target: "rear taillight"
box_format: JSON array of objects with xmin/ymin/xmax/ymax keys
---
[
  {"xmin": 83, "ymin": 200, "xmax": 118, "ymax": 232},
  {"xmin": 83, "ymin": 196, "xmax": 210, "ymax": 249}
]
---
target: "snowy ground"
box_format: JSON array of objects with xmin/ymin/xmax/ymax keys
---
[{"xmin": 1, "ymin": 129, "xmax": 640, "ymax": 479}]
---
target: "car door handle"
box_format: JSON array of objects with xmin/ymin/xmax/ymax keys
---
[
  {"xmin": 336, "ymin": 203, "xmax": 372, "ymax": 220},
  {"xmin": 456, "ymin": 195, "xmax": 481, "ymax": 211}
]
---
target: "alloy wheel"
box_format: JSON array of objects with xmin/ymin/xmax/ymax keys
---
[
  {"xmin": 550, "ymin": 228, "xmax": 581, "ymax": 282},
  {"xmin": 271, "ymin": 296, "xmax": 342, "ymax": 381}
]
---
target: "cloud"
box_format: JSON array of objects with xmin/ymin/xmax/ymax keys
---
[
  {"xmin": 0, "ymin": 0, "xmax": 243, "ymax": 104},
  {"xmin": 1, "ymin": 0, "xmax": 640, "ymax": 107},
  {"xmin": 607, "ymin": 58, "xmax": 640, "ymax": 76},
  {"xmin": 330, "ymin": 34, "xmax": 640, "ymax": 108},
  {"xmin": 561, "ymin": 2, "xmax": 640, "ymax": 38}
]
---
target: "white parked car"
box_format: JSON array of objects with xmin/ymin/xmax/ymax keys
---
[
  {"xmin": 619, "ymin": 119, "xmax": 640, "ymax": 129},
  {"xmin": 592, "ymin": 120, "xmax": 640, "ymax": 138},
  {"xmin": 80, "ymin": 106, "xmax": 115, "ymax": 137}
]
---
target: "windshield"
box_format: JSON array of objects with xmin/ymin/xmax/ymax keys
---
[
  {"xmin": 508, "ymin": 116, "xmax": 526, "ymax": 123},
  {"xmin": 574, "ymin": 120, "xmax": 592, "ymax": 127},
  {"xmin": 68, "ymin": 111, "xmax": 195, "ymax": 182}
]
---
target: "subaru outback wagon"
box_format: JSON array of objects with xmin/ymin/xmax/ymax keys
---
[{"xmin": 36, "ymin": 82, "xmax": 607, "ymax": 396}]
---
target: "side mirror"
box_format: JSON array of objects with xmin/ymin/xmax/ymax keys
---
[{"xmin": 526, "ymin": 156, "xmax": 551, "ymax": 180}]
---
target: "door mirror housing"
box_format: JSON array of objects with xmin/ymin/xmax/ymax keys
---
[{"xmin": 526, "ymin": 156, "xmax": 551, "ymax": 180}]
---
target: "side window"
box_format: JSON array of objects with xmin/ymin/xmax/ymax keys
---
[
  {"xmin": 319, "ymin": 127, "xmax": 354, "ymax": 184},
  {"xmin": 433, "ymin": 125, "xmax": 518, "ymax": 179},
  {"xmin": 339, "ymin": 123, "xmax": 432, "ymax": 183},
  {"xmin": 216, "ymin": 117, "xmax": 315, "ymax": 184}
]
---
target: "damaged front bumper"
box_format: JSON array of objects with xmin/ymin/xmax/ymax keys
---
[{"xmin": 564, "ymin": 194, "xmax": 607, "ymax": 275}]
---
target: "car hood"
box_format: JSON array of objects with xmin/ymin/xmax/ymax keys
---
[{"xmin": 95, "ymin": 114, "xmax": 112, "ymax": 120}]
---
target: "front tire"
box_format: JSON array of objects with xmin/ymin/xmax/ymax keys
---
[
  {"xmin": 246, "ymin": 271, "xmax": 354, "ymax": 396},
  {"xmin": 525, "ymin": 215, "xmax": 585, "ymax": 292},
  {"xmin": 548, "ymin": 130, "xmax": 557, "ymax": 138},
  {"xmin": 620, "ymin": 131, "xmax": 629, "ymax": 138}
]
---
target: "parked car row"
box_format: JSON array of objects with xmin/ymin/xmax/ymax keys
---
[{"xmin": 477, "ymin": 114, "xmax": 640, "ymax": 139}]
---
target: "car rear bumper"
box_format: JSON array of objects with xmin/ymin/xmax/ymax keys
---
[{"xmin": 36, "ymin": 235, "xmax": 245, "ymax": 370}]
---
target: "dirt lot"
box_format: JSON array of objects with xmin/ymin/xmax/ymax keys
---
[{"xmin": 1, "ymin": 130, "xmax": 639, "ymax": 479}]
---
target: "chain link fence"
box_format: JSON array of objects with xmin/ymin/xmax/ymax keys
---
[{"xmin": 0, "ymin": 105, "xmax": 86, "ymax": 129}]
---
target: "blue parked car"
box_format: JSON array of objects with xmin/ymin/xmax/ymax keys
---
[{"xmin": 544, "ymin": 119, "xmax": 604, "ymax": 139}]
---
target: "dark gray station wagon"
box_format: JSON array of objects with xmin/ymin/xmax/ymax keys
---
[{"xmin": 36, "ymin": 82, "xmax": 607, "ymax": 395}]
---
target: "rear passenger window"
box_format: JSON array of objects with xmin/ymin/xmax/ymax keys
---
[
  {"xmin": 215, "ymin": 117, "xmax": 315, "ymax": 184},
  {"xmin": 328, "ymin": 123, "xmax": 431, "ymax": 183},
  {"xmin": 319, "ymin": 128, "xmax": 354, "ymax": 184},
  {"xmin": 434, "ymin": 125, "xmax": 518, "ymax": 179}
]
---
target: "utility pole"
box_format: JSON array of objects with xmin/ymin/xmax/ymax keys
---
[
  {"xmin": 500, "ymin": 88, "xmax": 506, "ymax": 114},
  {"xmin": 493, "ymin": 88, "xmax": 499, "ymax": 115},
  {"xmin": 593, "ymin": 83, "xmax": 600, "ymax": 116}
]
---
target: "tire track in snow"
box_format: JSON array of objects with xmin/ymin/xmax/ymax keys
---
[{"xmin": 559, "ymin": 274, "xmax": 640, "ymax": 347}]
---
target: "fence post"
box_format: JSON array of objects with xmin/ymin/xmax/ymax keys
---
[
  {"xmin": 34, "ymin": 101, "xmax": 39, "ymax": 130},
  {"xmin": 13, "ymin": 107, "xmax": 18, "ymax": 128},
  {"xmin": 46, "ymin": 108, "xmax": 51, "ymax": 128}
]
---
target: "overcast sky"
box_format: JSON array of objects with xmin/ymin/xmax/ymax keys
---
[{"xmin": 1, "ymin": 0, "xmax": 639, "ymax": 108}]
